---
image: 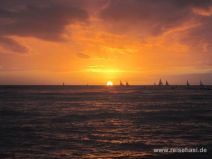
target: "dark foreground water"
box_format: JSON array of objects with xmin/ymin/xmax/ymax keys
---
[{"xmin": 0, "ymin": 85, "xmax": 212, "ymax": 159}]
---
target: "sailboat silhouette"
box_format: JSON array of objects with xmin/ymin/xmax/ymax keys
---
[
  {"xmin": 158, "ymin": 79, "xmax": 163, "ymax": 86},
  {"xmin": 186, "ymin": 80, "xmax": 190, "ymax": 87},
  {"xmin": 120, "ymin": 80, "xmax": 123, "ymax": 86},
  {"xmin": 200, "ymin": 80, "xmax": 204, "ymax": 86},
  {"xmin": 165, "ymin": 80, "xmax": 169, "ymax": 86}
]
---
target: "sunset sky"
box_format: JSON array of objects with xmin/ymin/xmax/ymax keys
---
[{"xmin": 0, "ymin": 0, "xmax": 212, "ymax": 85}]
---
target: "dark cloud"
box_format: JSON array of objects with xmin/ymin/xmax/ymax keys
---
[
  {"xmin": 77, "ymin": 52, "xmax": 90, "ymax": 59},
  {"xmin": 0, "ymin": 37, "xmax": 28, "ymax": 53},
  {"xmin": 0, "ymin": 0, "xmax": 212, "ymax": 54},
  {"xmin": 0, "ymin": 0, "xmax": 88, "ymax": 40},
  {"xmin": 99, "ymin": 0, "xmax": 212, "ymax": 37},
  {"xmin": 182, "ymin": 16, "xmax": 212, "ymax": 52},
  {"xmin": 0, "ymin": 0, "xmax": 89, "ymax": 53}
]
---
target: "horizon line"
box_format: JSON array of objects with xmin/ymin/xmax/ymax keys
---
[{"xmin": 0, "ymin": 84, "xmax": 212, "ymax": 86}]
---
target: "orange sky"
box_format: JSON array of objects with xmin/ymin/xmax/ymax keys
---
[{"xmin": 0, "ymin": 0, "xmax": 211, "ymax": 85}]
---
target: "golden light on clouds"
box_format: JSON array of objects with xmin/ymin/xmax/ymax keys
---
[{"xmin": 0, "ymin": 0, "xmax": 211, "ymax": 84}]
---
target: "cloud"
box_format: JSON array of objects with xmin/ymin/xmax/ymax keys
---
[
  {"xmin": 0, "ymin": 0, "xmax": 89, "ymax": 40},
  {"xmin": 99, "ymin": 0, "xmax": 212, "ymax": 36},
  {"xmin": 97, "ymin": 0, "xmax": 212, "ymax": 59},
  {"xmin": 77, "ymin": 52, "xmax": 90, "ymax": 59},
  {"xmin": 0, "ymin": 0, "xmax": 90, "ymax": 53},
  {"xmin": 0, "ymin": 37, "xmax": 28, "ymax": 53},
  {"xmin": 0, "ymin": 0, "xmax": 212, "ymax": 55},
  {"xmin": 193, "ymin": 6, "xmax": 212, "ymax": 16}
]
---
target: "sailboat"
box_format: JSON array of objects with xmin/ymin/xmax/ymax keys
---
[
  {"xmin": 200, "ymin": 80, "xmax": 204, "ymax": 87},
  {"xmin": 120, "ymin": 80, "xmax": 124, "ymax": 86},
  {"xmin": 186, "ymin": 80, "xmax": 190, "ymax": 87},
  {"xmin": 165, "ymin": 80, "xmax": 169, "ymax": 86},
  {"xmin": 158, "ymin": 79, "xmax": 163, "ymax": 86}
]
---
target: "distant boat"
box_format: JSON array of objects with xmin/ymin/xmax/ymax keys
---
[
  {"xmin": 165, "ymin": 80, "xmax": 169, "ymax": 86},
  {"xmin": 186, "ymin": 80, "xmax": 190, "ymax": 87},
  {"xmin": 200, "ymin": 80, "xmax": 204, "ymax": 86},
  {"xmin": 62, "ymin": 82, "xmax": 65, "ymax": 86},
  {"xmin": 126, "ymin": 82, "xmax": 129, "ymax": 86},
  {"xmin": 158, "ymin": 79, "xmax": 163, "ymax": 86},
  {"xmin": 120, "ymin": 80, "xmax": 124, "ymax": 86}
]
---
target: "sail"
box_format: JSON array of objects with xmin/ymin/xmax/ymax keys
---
[
  {"xmin": 120, "ymin": 80, "xmax": 123, "ymax": 86},
  {"xmin": 200, "ymin": 80, "xmax": 204, "ymax": 86},
  {"xmin": 158, "ymin": 79, "xmax": 163, "ymax": 86},
  {"xmin": 186, "ymin": 80, "xmax": 190, "ymax": 86}
]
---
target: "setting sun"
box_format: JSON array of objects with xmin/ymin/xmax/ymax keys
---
[{"xmin": 106, "ymin": 81, "xmax": 113, "ymax": 86}]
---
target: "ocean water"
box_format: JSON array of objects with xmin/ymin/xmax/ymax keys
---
[{"xmin": 0, "ymin": 85, "xmax": 212, "ymax": 159}]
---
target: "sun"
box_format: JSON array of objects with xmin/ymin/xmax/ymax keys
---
[{"xmin": 106, "ymin": 81, "xmax": 113, "ymax": 86}]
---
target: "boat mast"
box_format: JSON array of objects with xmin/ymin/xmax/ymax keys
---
[
  {"xmin": 200, "ymin": 80, "xmax": 204, "ymax": 86},
  {"xmin": 186, "ymin": 80, "xmax": 190, "ymax": 86},
  {"xmin": 120, "ymin": 80, "xmax": 123, "ymax": 86}
]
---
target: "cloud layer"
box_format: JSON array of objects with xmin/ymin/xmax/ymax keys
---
[
  {"xmin": 0, "ymin": 0, "xmax": 212, "ymax": 53},
  {"xmin": 0, "ymin": 0, "xmax": 89, "ymax": 53},
  {"xmin": 0, "ymin": 0, "xmax": 211, "ymax": 85},
  {"xmin": 100, "ymin": 0, "xmax": 212, "ymax": 37}
]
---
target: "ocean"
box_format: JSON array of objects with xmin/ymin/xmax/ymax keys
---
[{"xmin": 0, "ymin": 85, "xmax": 212, "ymax": 159}]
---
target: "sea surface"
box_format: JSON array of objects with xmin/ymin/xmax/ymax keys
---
[{"xmin": 0, "ymin": 85, "xmax": 212, "ymax": 159}]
